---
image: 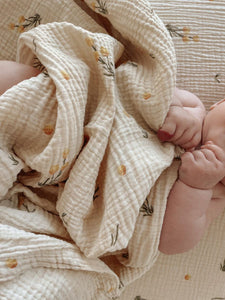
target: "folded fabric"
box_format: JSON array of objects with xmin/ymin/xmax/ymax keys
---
[{"xmin": 0, "ymin": 0, "xmax": 179, "ymax": 298}]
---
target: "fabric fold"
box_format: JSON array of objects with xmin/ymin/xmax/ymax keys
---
[{"xmin": 0, "ymin": 0, "xmax": 177, "ymax": 298}]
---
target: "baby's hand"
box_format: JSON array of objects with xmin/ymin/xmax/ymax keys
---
[
  {"xmin": 157, "ymin": 105, "xmax": 202, "ymax": 150},
  {"xmin": 179, "ymin": 142, "xmax": 225, "ymax": 189},
  {"xmin": 157, "ymin": 88, "xmax": 205, "ymax": 150}
]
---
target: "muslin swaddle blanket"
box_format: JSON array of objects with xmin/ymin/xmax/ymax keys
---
[{"xmin": 0, "ymin": 0, "xmax": 179, "ymax": 298}]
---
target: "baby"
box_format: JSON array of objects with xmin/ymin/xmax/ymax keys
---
[
  {"xmin": 1, "ymin": 60, "xmax": 225, "ymax": 256},
  {"xmin": 158, "ymin": 89, "xmax": 225, "ymax": 254}
]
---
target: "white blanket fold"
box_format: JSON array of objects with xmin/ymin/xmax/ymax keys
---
[{"xmin": 0, "ymin": 0, "xmax": 179, "ymax": 298}]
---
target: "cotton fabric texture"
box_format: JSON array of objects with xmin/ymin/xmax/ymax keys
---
[{"xmin": 0, "ymin": 0, "xmax": 179, "ymax": 299}]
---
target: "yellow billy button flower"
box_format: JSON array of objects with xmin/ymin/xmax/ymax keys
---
[
  {"xmin": 94, "ymin": 51, "xmax": 100, "ymax": 62},
  {"xmin": 183, "ymin": 26, "xmax": 190, "ymax": 34},
  {"xmin": 17, "ymin": 25, "xmax": 25, "ymax": 33},
  {"xmin": 18, "ymin": 16, "xmax": 25, "ymax": 23},
  {"xmin": 118, "ymin": 165, "xmax": 126, "ymax": 176},
  {"xmin": 6, "ymin": 258, "xmax": 18, "ymax": 269},
  {"xmin": 61, "ymin": 70, "xmax": 70, "ymax": 80},
  {"xmin": 184, "ymin": 274, "xmax": 191, "ymax": 280},
  {"xmin": 43, "ymin": 124, "xmax": 54, "ymax": 135},
  {"xmin": 100, "ymin": 46, "xmax": 109, "ymax": 57},
  {"xmin": 91, "ymin": 2, "xmax": 96, "ymax": 10},
  {"xmin": 9, "ymin": 23, "xmax": 15, "ymax": 30},
  {"xmin": 182, "ymin": 36, "xmax": 189, "ymax": 42},
  {"xmin": 62, "ymin": 148, "xmax": 69, "ymax": 160},
  {"xmin": 61, "ymin": 162, "xmax": 69, "ymax": 171},
  {"xmin": 86, "ymin": 37, "xmax": 94, "ymax": 47},
  {"xmin": 49, "ymin": 165, "xmax": 59, "ymax": 175},
  {"xmin": 143, "ymin": 93, "xmax": 151, "ymax": 100},
  {"xmin": 193, "ymin": 35, "xmax": 200, "ymax": 42}
]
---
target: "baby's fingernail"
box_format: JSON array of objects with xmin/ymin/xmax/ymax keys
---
[{"xmin": 157, "ymin": 130, "xmax": 174, "ymax": 141}]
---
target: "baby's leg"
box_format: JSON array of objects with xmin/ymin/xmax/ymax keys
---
[
  {"xmin": 0, "ymin": 61, "xmax": 40, "ymax": 96},
  {"xmin": 159, "ymin": 179, "xmax": 212, "ymax": 255}
]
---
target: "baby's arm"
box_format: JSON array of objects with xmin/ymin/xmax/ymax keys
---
[
  {"xmin": 159, "ymin": 142, "xmax": 225, "ymax": 254},
  {"xmin": 0, "ymin": 61, "xmax": 40, "ymax": 96},
  {"xmin": 157, "ymin": 88, "xmax": 205, "ymax": 149}
]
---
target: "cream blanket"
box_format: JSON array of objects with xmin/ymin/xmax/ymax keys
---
[{"xmin": 0, "ymin": 0, "xmax": 179, "ymax": 298}]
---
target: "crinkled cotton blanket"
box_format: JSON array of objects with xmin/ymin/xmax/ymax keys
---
[{"xmin": 0, "ymin": 0, "xmax": 179, "ymax": 298}]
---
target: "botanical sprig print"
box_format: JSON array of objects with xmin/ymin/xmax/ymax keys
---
[
  {"xmin": 142, "ymin": 130, "xmax": 148, "ymax": 138},
  {"xmin": 220, "ymin": 259, "xmax": 225, "ymax": 271},
  {"xmin": 38, "ymin": 149, "xmax": 69, "ymax": 186},
  {"xmin": 9, "ymin": 14, "xmax": 41, "ymax": 33},
  {"xmin": 8, "ymin": 153, "xmax": 19, "ymax": 165},
  {"xmin": 86, "ymin": 37, "xmax": 115, "ymax": 78},
  {"xmin": 215, "ymin": 74, "xmax": 222, "ymax": 83},
  {"xmin": 166, "ymin": 24, "xmax": 199, "ymax": 42},
  {"xmin": 118, "ymin": 280, "xmax": 124, "ymax": 290},
  {"xmin": 111, "ymin": 224, "xmax": 119, "ymax": 246},
  {"xmin": 61, "ymin": 212, "xmax": 68, "ymax": 226},
  {"xmin": 140, "ymin": 198, "xmax": 154, "ymax": 216},
  {"xmin": 93, "ymin": 185, "xmax": 100, "ymax": 201},
  {"xmin": 91, "ymin": 0, "xmax": 108, "ymax": 14},
  {"xmin": 33, "ymin": 56, "xmax": 49, "ymax": 77}
]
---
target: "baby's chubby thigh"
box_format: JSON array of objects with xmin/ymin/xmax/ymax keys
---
[{"xmin": 0, "ymin": 60, "xmax": 40, "ymax": 96}]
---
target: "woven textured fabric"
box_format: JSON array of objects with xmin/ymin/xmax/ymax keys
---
[
  {"xmin": 0, "ymin": 0, "xmax": 178, "ymax": 299},
  {"xmin": 120, "ymin": 1, "xmax": 225, "ymax": 299}
]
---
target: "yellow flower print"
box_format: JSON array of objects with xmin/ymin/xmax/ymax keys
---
[
  {"xmin": 166, "ymin": 24, "xmax": 199, "ymax": 43},
  {"xmin": 18, "ymin": 16, "xmax": 25, "ymax": 23},
  {"xmin": 17, "ymin": 25, "xmax": 25, "ymax": 33},
  {"xmin": 86, "ymin": 37, "xmax": 115, "ymax": 77},
  {"xmin": 43, "ymin": 124, "xmax": 54, "ymax": 135},
  {"xmin": 61, "ymin": 162, "xmax": 69, "ymax": 171},
  {"xmin": 9, "ymin": 23, "xmax": 15, "ymax": 30},
  {"xmin": 86, "ymin": 37, "xmax": 94, "ymax": 47},
  {"xmin": 183, "ymin": 26, "xmax": 190, "ymax": 34},
  {"xmin": 6, "ymin": 258, "xmax": 18, "ymax": 269},
  {"xmin": 184, "ymin": 274, "xmax": 191, "ymax": 280},
  {"xmin": 9, "ymin": 14, "xmax": 41, "ymax": 32},
  {"xmin": 62, "ymin": 148, "xmax": 69, "ymax": 160},
  {"xmin": 118, "ymin": 165, "xmax": 126, "ymax": 176},
  {"xmin": 49, "ymin": 164, "xmax": 59, "ymax": 176},
  {"xmin": 182, "ymin": 36, "xmax": 189, "ymax": 43},
  {"xmin": 100, "ymin": 46, "xmax": 109, "ymax": 57},
  {"xmin": 143, "ymin": 93, "xmax": 151, "ymax": 100},
  {"xmin": 94, "ymin": 51, "xmax": 100, "ymax": 62},
  {"xmin": 61, "ymin": 70, "xmax": 70, "ymax": 80},
  {"xmin": 38, "ymin": 147, "xmax": 70, "ymax": 186},
  {"xmin": 91, "ymin": 2, "xmax": 96, "ymax": 10},
  {"xmin": 193, "ymin": 35, "xmax": 200, "ymax": 42}
]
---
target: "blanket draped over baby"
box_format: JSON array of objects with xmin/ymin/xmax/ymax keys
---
[{"xmin": 0, "ymin": 0, "xmax": 180, "ymax": 298}]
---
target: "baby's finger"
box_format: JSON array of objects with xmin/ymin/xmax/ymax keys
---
[
  {"xmin": 157, "ymin": 120, "xmax": 176, "ymax": 141},
  {"xmin": 169, "ymin": 126, "xmax": 186, "ymax": 143},
  {"xmin": 181, "ymin": 131, "xmax": 201, "ymax": 150},
  {"xmin": 191, "ymin": 150, "xmax": 206, "ymax": 161},
  {"xmin": 180, "ymin": 151, "xmax": 195, "ymax": 164},
  {"xmin": 201, "ymin": 143, "xmax": 225, "ymax": 163},
  {"xmin": 199, "ymin": 148, "xmax": 217, "ymax": 161}
]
